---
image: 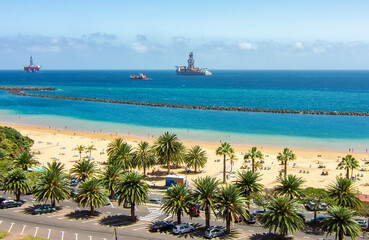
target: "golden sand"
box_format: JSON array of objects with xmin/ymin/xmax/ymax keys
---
[{"xmin": 3, "ymin": 123, "xmax": 369, "ymax": 194}]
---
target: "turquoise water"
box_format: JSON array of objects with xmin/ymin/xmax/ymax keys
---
[{"xmin": 0, "ymin": 70, "xmax": 368, "ymax": 151}]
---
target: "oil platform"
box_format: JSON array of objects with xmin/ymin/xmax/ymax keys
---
[
  {"xmin": 175, "ymin": 52, "xmax": 212, "ymax": 75},
  {"xmin": 24, "ymin": 56, "xmax": 41, "ymax": 72}
]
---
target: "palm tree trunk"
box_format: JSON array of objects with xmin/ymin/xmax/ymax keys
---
[
  {"xmin": 223, "ymin": 154, "xmax": 226, "ymax": 183},
  {"xmin": 131, "ymin": 203, "xmax": 136, "ymax": 222},
  {"xmin": 284, "ymin": 161, "xmax": 287, "ymax": 176},
  {"xmin": 205, "ymin": 205, "xmax": 210, "ymax": 229},
  {"xmin": 90, "ymin": 201, "xmax": 94, "ymax": 215},
  {"xmin": 346, "ymin": 168, "xmax": 350, "ymax": 179},
  {"xmin": 314, "ymin": 209, "xmax": 317, "ymax": 223},
  {"xmin": 338, "ymin": 231, "xmax": 344, "ymax": 240},
  {"xmin": 226, "ymin": 210, "xmax": 231, "ymax": 234},
  {"xmin": 252, "ymin": 158, "xmax": 255, "ymax": 173},
  {"xmin": 51, "ymin": 196, "xmax": 56, "ymax": 208},
  {"xmin": 195, "ymin": 165, "xmax": 197, "ymax": 173},
  {"xmin": 79, "ymin": 151, "xmax": 82, "ymax": 161},
  {"xmin": 177, "ymin": 209, "xmax": 181, "ymax": 224},
  {"xmin": 143, "ymin": 166, "xmax": 146, "ymax": 176},
  {"xmin": 16, "ymin": 190, "xmax": 20, "ymax": 202},
  {"xmin": 167, "ymin": 156, "xmax": 170, "ymax": 174}
]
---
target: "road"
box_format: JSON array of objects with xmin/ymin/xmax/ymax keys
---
[{"xmin": 0, "ymin": 190, "xmax": 368, "ymax": 240}]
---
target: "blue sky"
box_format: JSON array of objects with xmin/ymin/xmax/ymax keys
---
[{"xmin": 1, "ymin": 0, "xmax": 369, "ymax": 69}]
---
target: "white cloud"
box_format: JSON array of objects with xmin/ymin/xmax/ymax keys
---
[
  {"xmin": 294, "ymin": 41, "xmax": 303, "ymax": 49},
  {"xmin": 238, "ymin": 40, "xmax": 258, "ymax": 50},
  {"xmin": 131, "ymin": 42, "xmax": 148, "ymax": 53}
]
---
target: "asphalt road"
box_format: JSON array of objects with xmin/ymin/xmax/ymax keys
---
[{"xmin": 0, "ymin": 190, "xmax": 368, "ymax": 240}]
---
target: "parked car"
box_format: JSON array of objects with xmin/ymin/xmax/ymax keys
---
[
  {"xmin": 246, "ymin": 213, "xmax": 257, "ymax": 224},
  {"xmin": 310, "ymin": 216, "xmax": 330, "ymax": 223},
  {"xmin": 204, "ymin": 226, "xmax": 225, "ymax": 239},
  {"xmin": 68, "ymin": 187, "xmax": 76, "ymax": 197},
  {"xmin": 0, "ymin": 200, "xmax": 22, "ymax": 209},
  {"xmin": 149, "ymin": 221, "xmax": 175, "ymax": 232},
  {"xmin": 234, "ymin": 214, "xmax": 242, "ymax": 223},
  {"xmin": 252, "ymin": 209, "xmax": 268, "ymax": 216},
  {"xmin": 355, "ymin": 218, "xmax": 367, "ymax": 228},
  {"xmin": 148, "ymin": 198, "xmax": 161, "ymax": 204},
  {"xmin": 188, "ymin": 203, "xmax": 200, "ymax": 217},
  {"xmin": 32, "ymin": 205, "xmax": 56, "ymax": 214},
  {"xmin": 305, "ymin": 202, "xmax": 328, "ymax": 211},
  {"xmin": 172, "ymin": 224, "xmax": 194, "ymax": 234},
  {"xmin": 297, "ymin": 213, "xmax": 306, "ymax": 222},
  {"xmin": 123, "ymin": 202, "xmax": 131, "ymax": 208}
]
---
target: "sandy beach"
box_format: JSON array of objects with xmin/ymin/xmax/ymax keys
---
[{"xmin": 3, "ymin": 123, "xmax": 369, "ymax": 194}]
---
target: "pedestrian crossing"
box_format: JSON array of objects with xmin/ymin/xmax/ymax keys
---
[{"xmin": 139, "ymin": 208, "xmax": 163, "ymax": 222}]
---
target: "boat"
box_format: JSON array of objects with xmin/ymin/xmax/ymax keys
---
[
  {"xmin": 130, "ymin": 73, "xmax": 150, "ymax": 80},
  {"xmin": 175, "ymin": 52, "xmax": 212, "ymax": 75},
  {"xmin": 24, "ymin": 56, "xmax": 41, "ymax": 72}
]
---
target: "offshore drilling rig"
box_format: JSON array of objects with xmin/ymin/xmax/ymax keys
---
[{"xmin": 24, "ymin": 56, "xmax": 41, "ymax": 72}]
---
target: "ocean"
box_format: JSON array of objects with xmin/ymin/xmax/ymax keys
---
[{"xmin": 0, "ymin": 70, "xmax": 368, "ymax": 151}]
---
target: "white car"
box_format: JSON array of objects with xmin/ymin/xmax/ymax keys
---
[{"xmin": 172, "ymin": 224, "xmax": 194, "ymax": 234}]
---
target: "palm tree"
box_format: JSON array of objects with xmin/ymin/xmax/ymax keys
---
[
  {"xmin": 0, "ymin": 148, "xmax": 8, "ymax": 161},
  {"xmin": 13, "ymin": 151, "xmax": 39, "ymax": 171},
  {"xmin": 47, "ymin": 161, "xmax": 65, "ymax": 173},
  {"xmin": 192, "ymin": 176, "xmax": 221, "ymax": 228},
  {"xmin": 86, "ymin": 145, "xmax": 96, "ymax": 158},
  {"xmin": 75, "ymin": 178, "xmax": 108, "ymax": 215},
  {"xmin": 108, "ymin": 142, "xmax": 134, "ymax": 170},
  {"xmin": 161, "ymin": 183, "xmax": 192, "ymax": 224},
  {"xmin": 261, "ymin": 196, "xmax": 304, "ymax": 239},
  {"xmin": 33, "ymin": 163, "xmax": 70, "ymax": 208},
  {"xmin": 133, "ymin": 141, "xmax": 156, "ymax": 176},
  {"xmin": 106, "ymin": 138, "xmax": 124, "ymax": 156},
  {"xmin": 338, "ymin": 155, "xmax": 356, "ymax": 179},
  {"xmin": 328, "ymin": 178, "xmax": 362, "ymax": 210},
  {"xmin": 254, "ymin": 160, "xmax": 263, "ymax": 172},
  {"xmin": 216, "ymin": 184, "xmax": 248, "ymax": 234},
  {"xmin": 76, "ymin": 145, "xmax": 85, "ymax": 161},
  {"xmin": 277, "ymin": 148, "xmax": 296, "ymax": 176},
  {"xmin": 70, "ymin": 159, "xmax": 97, "ymax": 182},
  {"xmin": 4, "ymin": 168, "xmax": 31, "ymax": 201},
  {"xmin": 115, "ymin": 171, "xmax": 149, "ymax": 222},
  {"xmin": 228, "ymin": 154, "xmax": 238, "ymax": 172},
  {"xmin": 216, "ymin": 142, "xmax": 234, "ymax": 183},
  {"xmin": 275, "ymin": 174, "xmax": 305, "ymax": 199},
  {"xmin": 322, "ymin": 206, "xmax": 361, "ymax": 240},
  {"xmin": 234, "ymin": 170, "xmax": 263, "ymax": 209},
  {"xmin": 244, "ymin": 147, "xmax": 264, "ymax": 173},
  {"xmin": 184, "ymin": 145, "xmax": 208, "ymax": 173},
  {"xmin": 350, "ymin": 158, "xmax": 360, "ymax": 180},
  {"xmin": 101, "ymin": 164, "xmax": 122, "ymax": 199},
  {"xmin": 153, "ymin": 132, "xmax": 183, "ymax": 174}
]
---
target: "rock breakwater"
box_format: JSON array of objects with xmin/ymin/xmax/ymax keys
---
[{"xmin": 2, "ymin": 86, "xmax": 369, "ymax": 116}]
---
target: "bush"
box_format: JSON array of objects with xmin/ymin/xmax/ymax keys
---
[
  {"xmin": 0, "ymin": 231, "xmax": 8, "ymax": 239},
  {"xmin": 0, "ymin": 126, "xmax": 33, "ymax": 155}
]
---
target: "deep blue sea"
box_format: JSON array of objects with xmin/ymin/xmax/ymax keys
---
[{"xmin": 0, "ymin": 70, "xmax": 368, "ymax": 151}]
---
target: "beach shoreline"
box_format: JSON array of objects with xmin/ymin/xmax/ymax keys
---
[{"xmin": 2, "ymin": 122, "xmax": 369, "ymax": 194}]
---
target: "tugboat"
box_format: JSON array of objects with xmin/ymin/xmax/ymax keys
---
[
  {"xmin": 130, "ymin": 73, "xmax": 150, "ymax": 80},
  {"xmin": 175, "ymin": 52, "xmax": 211, "ymax": 75}
]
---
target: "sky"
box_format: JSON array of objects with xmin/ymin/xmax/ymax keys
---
[{"xmin": 1, "ymin": 0, "xmax": 369, "ymax": 70}]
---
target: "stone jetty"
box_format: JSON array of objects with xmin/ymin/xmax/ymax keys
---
[{"xmin": 2, "ymin": 86, "xmax": 369, "ymax": 116}]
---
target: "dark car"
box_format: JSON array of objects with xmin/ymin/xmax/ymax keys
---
[
  {"xmin": 204, "ymin": 226, "xmax": 225, "ymax": 239},
  {"xmin": 0, "ymin": 200, "xmax": 22, "ymax": 209},
  {"xmin": 32, "ymin": 205, "xmax": 56, "ymax": 214},
  {"xmin": 246, "ymin": 213, "xmax": 257, "ymax": 224},
  {"xmin": 149, "ymin": 221, "xmax": 175, "ymax": 232},
  {"xmin": 297, "ymin": 213, "xmax": 306, "ymax": 222},
  {"xmin": 355, "ymin": 218, "xmax": 367, "ymax": 228},
  {"xmin": 310, "ymin": 216, "xmax": 330, "ymax": 223}
]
